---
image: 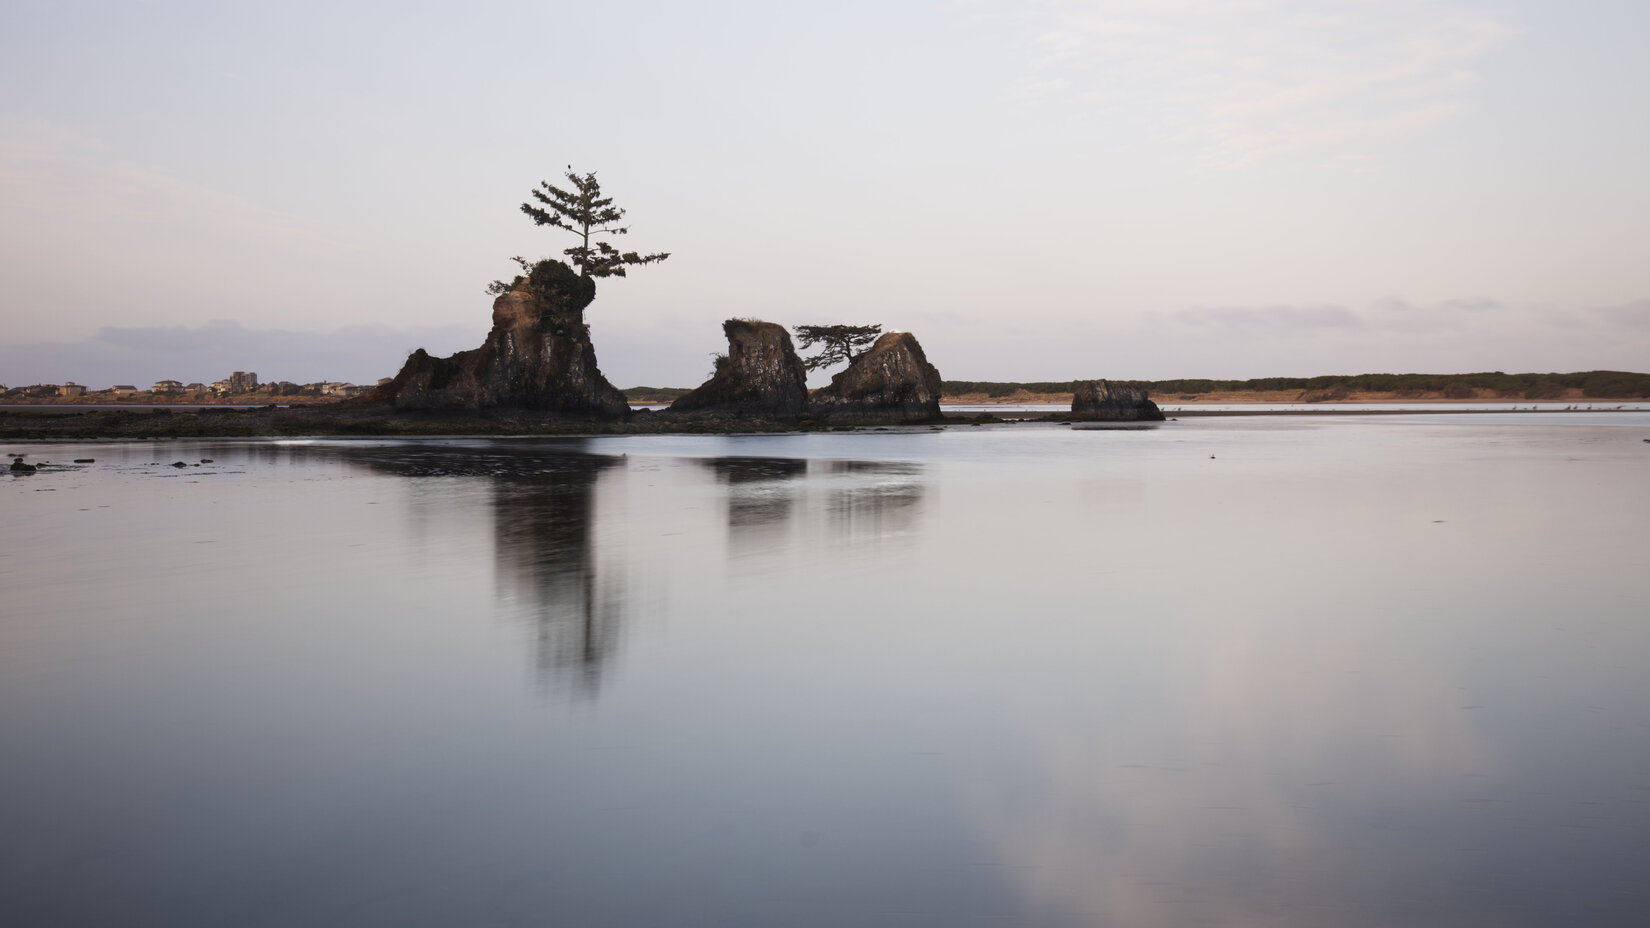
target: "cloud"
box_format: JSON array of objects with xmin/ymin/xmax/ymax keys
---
[
  {"xmin": 0, "ymin": 320, "xmax": 479, "ymax": 389},
  {"xmin": 1009, "ymin": 0, "xmax": 1516, "ymax": 166},
  {"xmin": 1169, "ymin": 303, "xmax": 1364, "ymax": 330},
  {"xmin": 1118, "ymin": 295, "xmax": 1650, "ymax": 378},
  {"xmin": 1591, "ymin": 299, "xmax": 1650, "ymax": 330}
]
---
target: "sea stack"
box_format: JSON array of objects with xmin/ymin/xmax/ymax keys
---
[
  {"xmin": 809, "ymin": 331, "xmax": 944, "ymax": 423},
  {"xmin": 668, "ymin": 319, "xmax": 810, "ymax": 417},
  {"xmin": 1070, "ymin": 379, "xmax": 1164, "ymax": 421},
  {"xmin": 359, "ymin": 260, "xmax": 629, "ymax": 418}
]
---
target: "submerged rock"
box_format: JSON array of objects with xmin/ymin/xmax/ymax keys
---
[
  {"xmin": 10, "ymin": 458, "xmax": 36, "ymax": 473},
  {"xmin": 357, "ymin": 260, "xmax": 628, "ymax": 418},
  {"xmin": 1071, "ymin": 380, "xmax": 1164, "ymax": 421},
  {"xmin": 669, "ymin": 319, "xmax": 809, "ymax": 417},
  {"xmin": 809, "ymin": 331, "xmax": 943, "ymax": 422}
]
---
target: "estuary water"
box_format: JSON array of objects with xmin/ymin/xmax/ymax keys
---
[{"xmin": 4, "ymin": 415, "xmax": 1649, "ymax": 927}]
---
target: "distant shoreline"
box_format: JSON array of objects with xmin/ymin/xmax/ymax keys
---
[
  {"xmin": 939, "ymin": 390, "xmax": 1649, "ymax": 406},
  {"xmin": 10, "ymin": 390, "xmax": 1650, "ymax": 410}
]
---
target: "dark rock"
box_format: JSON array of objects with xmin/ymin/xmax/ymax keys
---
[
  {"xmin": 74, "ymin": 458, "xmax": 95, "ymax": 463},
  {"xmin": 809, "ymin": 331, "xmax": 943, "ymax": 422},
  {"xmin": 10, "ymin": 458, "xmax": 36, "ymax": 473},
  {"xmin": 669, "ymin": 319, "xmax": 809, "ymax": 416},
  {"xmin": 356, "ymin": 260, "xmax": 628, "ymax": 418},
  {"xmin": 171, "ymin": 461, "xmax": 188, "ymax": 468},
  {"xmin": 1071, "ymin": 380, "xmax": 1164, "ymax": 421}
]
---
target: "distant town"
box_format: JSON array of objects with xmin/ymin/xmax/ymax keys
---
[{"xmin": 2, "ymin": 372, "xmax": 391, "ymax": 403}]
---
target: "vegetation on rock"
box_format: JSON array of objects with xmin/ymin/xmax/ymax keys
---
[
  {"xmin": 793, "ymin": 324, "xmax": 882, "ymax": 372},
  {"xmin": 488, "ymin": 169, "xmax": 669, "ymax": 294}
]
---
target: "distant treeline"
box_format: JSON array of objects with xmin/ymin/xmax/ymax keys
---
[
  {"xmin": 940, "ymin": 371, "xmax": 1650, "ymax": 400},
  {"xmin": 622, "ymin": 386, "xmax": 693, "ymax": 403}
]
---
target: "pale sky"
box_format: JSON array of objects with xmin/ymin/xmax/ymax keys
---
[{"xmin": 2, "ymin": 0, "xmax": 1646, "ymax": 388}]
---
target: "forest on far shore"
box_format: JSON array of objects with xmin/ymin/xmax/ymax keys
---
[
  {"xmin": 621, "ymin": 371, "xmax": 1650, "ymax": 403},
  {"xmin": 939, "ymin": 370, "xmax": 1650, "ymax": 401}
]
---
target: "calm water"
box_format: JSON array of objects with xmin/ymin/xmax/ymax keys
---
[{"xmin": 4, "ymin": 415, "xmax": 1649, "ymax": 927}]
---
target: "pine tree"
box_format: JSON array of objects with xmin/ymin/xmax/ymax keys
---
[
  {"xmin": 793, "ymin": 324, "xmax": 883, "ymax": 372},
  {"xmin": 521, "ymin": 169, "xmax": 670, "ymax": 278}
]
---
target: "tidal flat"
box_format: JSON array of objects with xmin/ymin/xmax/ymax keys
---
[{"xmin": 4, "ymin": 414, "xmax": 1649, "ymax": 927}]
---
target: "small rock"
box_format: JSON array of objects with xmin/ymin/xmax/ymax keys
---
[
  {"xmin": 74, "ymin": 458, "xmax": 95, "ymax": 463},
  {"xmin": 200, "ymin": 459, "xmax": 213, "ymax": 463},
  {"xmin": 10, "ymin": 459, "xmax": 36, "ymax": 473},
  {"xmin": 1071, "ymin": 380, "xmax": 1164, "ymax": 422},
  {"xmin": 171, "ymin": 461, "xmax": 188, "ymax": 468}
]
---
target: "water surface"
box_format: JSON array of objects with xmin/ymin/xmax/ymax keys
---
[{"xmin": 4, "ymin": 416, "xmax": 1649, "ymax": 926}]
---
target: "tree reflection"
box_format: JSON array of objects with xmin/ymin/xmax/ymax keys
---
[
  {"xmin": 491, "ymin": 459, "xmax": 624, "ymax": 698},
  {"xmin": 329, "ymin": 441, "xmax": 627, "ymax": 698}
]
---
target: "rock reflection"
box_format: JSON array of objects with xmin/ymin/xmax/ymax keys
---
[
  {"xmin": 491, "ymin": 462, "xmax": 625, "ymax": 698},
  {"xmin": 329, "ymin": 441, "xmax": 629, "ymax": 697},
  {"xmin": 704, "ymin": 456, "xmax": 806, "ymax": 528},
  {"xmin": 697, "ymin": 456, "xmax": 927, "ymax": 565},
  {"xmin": 817, "ymin": 460, "xmax": 925, "ymax": 546}
]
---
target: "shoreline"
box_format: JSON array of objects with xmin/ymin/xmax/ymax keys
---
[{"xmin": 4, "ymin": 401, "xmax": 1647, "ymax": 443}]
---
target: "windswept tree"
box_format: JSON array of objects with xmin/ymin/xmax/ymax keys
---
[
  {"xmin": 793, "ymin": 324, "xmax": 883, "ymax": 372},
  {"xmin": 489, "ymin": 169, "xmax": 670, "ymax": 295},
  {"xmin": 524, "ymin": 169, "xmax": 669, "ymax": 277}
]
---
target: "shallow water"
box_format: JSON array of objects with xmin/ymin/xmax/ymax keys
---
[{"xmin": 4, "ymin": 415, "xmax": 1649, "ymax": 927}]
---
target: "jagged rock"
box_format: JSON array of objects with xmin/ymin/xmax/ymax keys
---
[
  {"xmin": 810, "ymin": 331, "xmax": 943, "ymax": 422},
  {"xmin": 10, "ymin": 458, "xmax": 36, "ymax": 473},
  {"xmin": 1071, "ymin": 379, "xmax": 1164, "ymax": 421},
  {"xmin": 668, "ymin": 319, "xmax": 809, "ymax": 416},
  {"xmin": 358, "ymin": 260, "xmax": 628, "ymax": 418}
]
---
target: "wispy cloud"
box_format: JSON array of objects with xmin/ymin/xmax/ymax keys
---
[
  {"xmin": 0, "ymin": 320, "xmax": 478, "ymax": 388},
  {"xmin": 1008, "ymin": 0, "xmax": 1516, "ymax": 166},
  {"xmin": 1170, "ymin": 303, "xmax": 1364, "ymax": 330},
  {"xmin": 0, "ymin": 117, "xmax": 335, "ymax": 248}
]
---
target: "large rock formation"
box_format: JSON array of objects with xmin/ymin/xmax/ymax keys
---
[
  {"xmin": 1071, "ymin": 379, "xmax": 1164, "ymax": 421},
  {"xmin": 668, "ymin": 319, "xmax": 809, "ymax": 416},
  {"xmin": 360, "ymin": 261, "xmax": 628, "ymax": 417},
  {"xmin": 809, "ymin": 331, "xmax": 943, "ymax": 422}
]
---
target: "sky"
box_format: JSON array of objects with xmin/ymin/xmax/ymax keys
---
[{"xmin": 1, "ymin": 0, "xmax": 1647, "ymax": 389}]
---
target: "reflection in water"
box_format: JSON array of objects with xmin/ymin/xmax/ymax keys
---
[
  {"xmin": 491, "ymin": 462, "xmax": 624, "ymax": 698},
  {"xmin": 334, "ymin": 442, "xmax": 628, "ymax": 697},
  {"xmin": 698, "ymin": 457, "xmax": 928, "ymax": 565},
  {"xmin": 970, "ymin": 623, "xmax": 1495, "ymax": 928},
  {"xmin": 9, "ymin": 421, "xmax": 1650, "ymax": 926},
  {"xmin": 703, "ymin": 456, "xmax": 806, "ymax": 535},
  {"xmin": 817, "ymin": 460, "xmax": 924, "ymax": 546}
]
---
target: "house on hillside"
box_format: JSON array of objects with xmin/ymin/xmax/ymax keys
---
[
  {"xmin": 59, "ymin": 382, "xmax": 87, "ymax": 398},
  {"xmin": 111, "ymin": 385, "xmax": 139, "ymax": 396},
  {"xmin": 153, "ymin": 380, "xmax": 184, "ymax": 394}
]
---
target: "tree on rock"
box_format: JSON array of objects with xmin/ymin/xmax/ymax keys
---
[
  {"xmin": 793, "ymin": 324, "xmax": 882, "ymax": 372},
  {"xmin": 523, "ymin": 169, "xmax": 670, "ymax": 278}
]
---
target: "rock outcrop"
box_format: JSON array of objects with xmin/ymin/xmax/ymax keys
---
[
  {"xmin": 1071, "ymin": 379, "xmax": 1164, "ymax": 421},
  {"xmin": 809, "ymin": 331, "xmax": 943, "ymax": 422},
  {"xmin": 359, "ymin": 260, "xmax": 628, "ymax": 418},
  {"xmin": 668, "ymin": 319, "xmax": 809, "ymax": 416}
]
